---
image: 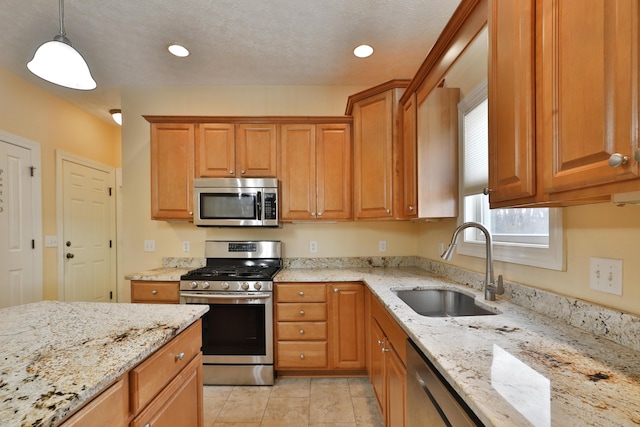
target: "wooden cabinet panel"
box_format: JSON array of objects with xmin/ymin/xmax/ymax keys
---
[
  {"xmin": 370, "ymin": 319, "xmax": 386, "ymax": 418},
  {"xmin": 488, "ymin": 0, "xmax": 537, "ymax": 205},
  {"xmin": 150, "ymin": 123, "xmax": 194, "ymax": 220},
  {"xmin": 237, "ymin": 124, "xmax": 277, "ymax": 177},
  {"xmin": 277, "ymin": 321, "xmax": 327, "ymax": 341},
  {"xmin": 277, "ymin": 341, "xmax": 328, "ymax": 368},
  {"xmin": 316, "ymin": 124, "xmax": 352, "ymax": 220},
  {"xmin": 402, "ymin": 93, "xmax": 418, "ymax": 218},
  {"xmin": 276, "ymin": 283, "xmax": 327, "ymax": 302},
  {"xmin": 276, "ymin": 302, "xmax": 327, "ymax": 322},
  {"xmin": 196, "ymin": 123, "xmax": 235, "ymax": 177},
  {"xmin": 131, "ymin": 353, "xmax": 203, "ymax": 427},
  {"xmin": 541, "ymin": 0, "xmax": 640, "ymax": 196},
  {"xmin": 130, "ymin": 321, "xmax": 202, "ymax": 413},
  {"xmin": 329, "ymin": 283, "xmax": 365, "ymax": 370},
  {"xmin": 131, "ymin": 281, "xmax": 179, "ymax": 304},
  {"xmin": 60, "ymin": 375, "xmax": 129, "ymax": 427},
  {"xmin": 387, "ymin": 346, "xmax": 407, "ymax": 427}
]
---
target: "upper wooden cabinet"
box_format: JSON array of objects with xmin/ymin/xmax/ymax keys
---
[
  {"xmin": 489, "ymin": 0, "xmax": 640, "ymax": 207},
  {"xmin": 348, "ymin": 80, "xmax": 410, "ymax": 220},
  {"xmin": 196, "ymin": 123, "xmax": 277, "ymax": 178},
  {"xmin": 402, "ymin": 94, "xmax": 418, "ymax": 219},
  {"xmin": 150, "ymin": 123, "xmax": 195, "ymax": 221},
  {"xmin": 279, "ymin": 123, "xmax": 352, "ymax": 221}
]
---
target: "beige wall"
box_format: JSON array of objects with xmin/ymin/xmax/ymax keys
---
[
  {"xmin": 0, "ymin": 67, "xmax": 121, "ymax": 300},
  {"xmin": 417, "ymin": 202, "xmax": 640, "ymax": 316}
]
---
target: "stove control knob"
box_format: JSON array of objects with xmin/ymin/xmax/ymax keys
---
[
  {"xmin": 190, "ymin": 281, "xmax": 198, "ymax": 289},
  {"xmin": 202, "ymin": 281, "xmax": 211, "ymax": 289},
  {"xmin": 221, "ymin": 282, "xmax": 230, "ymax": 290},
  {"xmin": 241, "ymin": 282, "xmax": 250, "ymax": 291},
  {"xmin": 254, "ymin": 282, "xmax": 263, "ymax": 290}
]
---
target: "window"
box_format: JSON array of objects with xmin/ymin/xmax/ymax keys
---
[{"xmin": 456, "ymin": 82, "xmax": 564, "ymax": 271}]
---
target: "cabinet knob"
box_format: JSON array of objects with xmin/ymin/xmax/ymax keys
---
[
  {"xmin": 175, "ymin": 352, "xmax": 185, "ymax": 361},
  {"xmin": 382, "ymin": 348, "xmax": 390, "ymax": 353},
  {"xmin": 377, "ymin": 340, "xmax": 384, "ymax": 346},
  {"xmin": 151, "ymin": 290, "xmax": 157, "ymax": 295},
  {"xmin": 386, "ymin": 209, "xmax": 391, "ymax": 214},
  {"xmin": 241, "ymin": 170, "xmax": 246, "ymax": 174},
  {"xmin": 317, "ymin": 212, "xmax": 323, "ymax": 217},
  {"xmin": 189, "ymin": 211, "xmax": 193, "ymax": 216},
  {"xmin": 333, "ymin": 287, "xmax": 339, "ymax": 293},
  {"xmin": 299, "ymin": 329, "xmax": 305, "ymax": 335},
  {"xmin": 608, "ymin": 153, "xmax": 630, "ymax": 168},
  {"xmin": 311, "ymin": 212, "xmax": 316, "ymax": 217},
  {"xmin": 483, "ymin": 187, "xmax": 493, "ymax": 195},
  {"xmin": 299, "ymin": 291, "xmax": 304, "ymax": 296},
  {"xmin": 229, "ymin": 170, "xmax": 234, "ymax": 174},
  {"xmin": 408, "ymin": 205, "xmax": 414, "ymax": 211},
  {"xmin": 300, "ymin": 354, "xmax": 305, "ymax": 359},
  {"xmin": 299, "ymin": 310, "xmax": 305, "ymax": 316},
  {"xmin": 145, "ymin": 424, "xmax": 151, "ymax": 427}
]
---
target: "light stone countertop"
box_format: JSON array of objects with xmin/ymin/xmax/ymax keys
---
[
  {"xmin": 124, "ymin": 267, "xmax": 192, "ymax": 281},
  {"xmin": 275, "ymin": 267, "xmax": 640, "ymax": 427},
  {"xmin": 0, "ymin": 301, "xmax": 208, "ymax": 427}
]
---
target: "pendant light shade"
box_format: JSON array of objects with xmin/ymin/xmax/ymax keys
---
[{"xmin": 27, "ymin": 0, "xmax": 96, "ymax": 90}]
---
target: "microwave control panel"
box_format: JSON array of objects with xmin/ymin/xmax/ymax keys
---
[{"xmin": 263, "ymin": 193, "xmax": 277, "ymax": 220}]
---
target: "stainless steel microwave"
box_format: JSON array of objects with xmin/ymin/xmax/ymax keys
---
[{"xmin": 193, "ymin": 178, "xmax": 278, "ymax": 227}]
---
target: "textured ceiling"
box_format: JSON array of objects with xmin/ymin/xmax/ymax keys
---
[{"xmin": 0, "ymin": 0, "xmax": 462, "ymax": 124}]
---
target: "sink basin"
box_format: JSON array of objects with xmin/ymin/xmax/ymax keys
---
[{"xmin": 393, "ymin": 289, "xmax": 497, "ymax": 317}]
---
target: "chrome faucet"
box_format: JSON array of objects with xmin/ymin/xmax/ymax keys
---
[{"xmin": 441, "ymin": 221, "xmax": 504, "ymax": 301}]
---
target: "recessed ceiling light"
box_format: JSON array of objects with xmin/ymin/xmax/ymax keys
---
[
  {"xmin": 168, "ymin": 44, "xmax": 189, "ymax": 57},
  {"xmin": 353, "ymin": 44, "xmax": 374, "ymax": 58}
]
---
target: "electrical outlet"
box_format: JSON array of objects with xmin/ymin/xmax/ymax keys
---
[
  {"xmin": 589, "ymin": 257, "xmax": 622, "ymax": 295},
  {"xmin": 379, "ymin": 240, "xmax": 387, "ymax": 252},
  {"xmin": 439, "ymin": 242, "xmax": 444, "ymax": 255},
  {"xmin": 44, "ymin": 236, "xmax": 58, "ymax": 247},
  {"xmin": 309, "ymin": 241, "xmax": 318, "ymax": 253},
  {"xmin": 144, "ymin": 240, "xmax": 156, "ymax": 252},
  {"xmin": 182, "ymin": 241, "xmax": 190, "ymax": 253}
]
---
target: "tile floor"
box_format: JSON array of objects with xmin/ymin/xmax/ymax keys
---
[{"xmin": 203, "ymin": 377, "xmax": 384, "ymax": 427}]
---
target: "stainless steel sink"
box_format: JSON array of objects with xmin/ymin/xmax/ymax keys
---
[{"xmin": 393, "ymin": 289, "xmax": 497, "ymax": 317}]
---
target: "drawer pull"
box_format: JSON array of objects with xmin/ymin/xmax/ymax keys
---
[
  {"xmin": 299, "ymin": 329, "xmax": 305, "ymax": 335},
  {"xmin": 333, "ymin": 287, "xmax": 339, "ymax": 293},
  {"xmin": 300, "ymin": 354, "xmax": 305, "ymax": 360},
  {"xmin": 151, "ymin": 290, "xmax": 157, "ymax": 295},
  {"xmin": 382, "ymin": 348, "xmax": 390, "ymax": 353},
  {"xmin": 299, "ymin": 291, "xmax": 304, "ymax": 296},
  {"xmin": 377, "ymin": 340, "xmax": 384, "ymax": 346},
  {"xmin": 175, "ymin": 352, "xmax": 185, "ymax": 361},
  {"xmin": 145, "ymin": 424, "xmax": 151, "ymax": 427},
  {"xmin": 299, "ymin": 310, "xmax": 305, "ymax": 316}
]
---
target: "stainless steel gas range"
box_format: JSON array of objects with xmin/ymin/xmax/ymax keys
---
[{"xmin": 179, "ymin": 240, "xmax": 282, "ymax": 385}]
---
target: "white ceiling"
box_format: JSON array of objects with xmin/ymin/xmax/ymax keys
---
[{"xmin": 0, "ymin": 0, "xmax": 462, "ymax": 124}]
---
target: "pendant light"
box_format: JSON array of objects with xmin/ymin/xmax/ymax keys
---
[{"xmin": 27, "ymin": 0, "xmax": 96, "ymax": 90}]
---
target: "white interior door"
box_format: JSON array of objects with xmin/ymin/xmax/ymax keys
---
[
  {"xmin": 61, "ymin": 158, "xmax": 115, "ymax": 302},
  {"xmin": 0, "ymin": 139, "xmax": 40, "ymax": 308}
]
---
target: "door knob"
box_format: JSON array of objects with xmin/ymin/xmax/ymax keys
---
[{"xmin": 66, "ymin": 253, "xmax": 74, "ymax": 259}]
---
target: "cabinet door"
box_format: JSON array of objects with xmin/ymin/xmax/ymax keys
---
[
  {"xmin": 237, "ymin": 124, "xmax": 277, "ymax": 177},
  {"xmin": 370, "ymin": 319, "xmax": 386, "ymax": 419},
  {"xmin": 488, "ymin": 0, "xmax": 537, "ymax": 205},
  {"xmin": 328, "ymin": 283, "xmax": 365, "ymax": 370},
  {"xmin": 541, "ymin": 0, "xmax": 640, "ymax": 194},
  {"xmin": 353, "ymin": 91, "xmax": 394, "ymax": 219},
  {"xmin": 317, "ymin": 124, "xmax": 352, "ymax": 220},
  {"xmin": 196, "ymin": 123, "xmax": 236, "ymax": 177},
  {"xmin": 60, "ymin": 375, "xmax": 129, "ymax": 427},
  {"xmin": 279, "ymin": 124, "xmax": 317, "ymax": 220},
  {"xmin": 402, "ymin": 94, "xmax": 418, "ymax": 218},
  {"xmin": 150, "ymin": 123, "xmax": 194, "ymax": 220},
  {"xmin": 386, "ymin": 347, "xmax": 407, "ymax": 427}
]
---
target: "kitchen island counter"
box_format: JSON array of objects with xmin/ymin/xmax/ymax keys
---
[
  {"xmin": 276, "ymin": 266, "xmax": 640, "ymax": 426},
  {"xmin": 0, "ymin": 301, "xmax": 208, "ymax": 427}
]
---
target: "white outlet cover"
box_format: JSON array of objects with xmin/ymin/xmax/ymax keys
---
[
  {"xmin": 309, "ymin": 241, "xmax": 318, "ymax": 253},
  {"xmin": 182, "ymin": 241, "xmax": 190, "ymax": 253},
  {"xmin": 589, "ymin": 257, "xmax": 623, "ymax": 296},
  {"xmin": 379, "ymin": 240, "xmax": 387, "ymax": 252}
]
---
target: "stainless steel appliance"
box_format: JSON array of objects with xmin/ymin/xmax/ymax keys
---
[
  {"xmin": 193, "ymin": 177, "xmax": 278, "ymax": 227},
  {"xmin": 406, "ymin": 339, "xmax": 482, "ymax": 426},
  {"xmin": 180, "ymin": 240, "xmax": 282, "ymax": 385}
]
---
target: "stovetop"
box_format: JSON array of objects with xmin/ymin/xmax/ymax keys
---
[{"xmin": 181, "ymin": 261, "xmax": 282, "ymax": 281}]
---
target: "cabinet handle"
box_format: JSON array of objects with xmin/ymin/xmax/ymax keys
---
[
  {"xmin": 377, "ymin": 340, "xmax": 384, "ymax": 346},
  {"xmin": 241, "ymin": 170, "xmax": 246, "ymax": 174},
  {"xmin": 299, "ymin": 329, "xmax": 305, "ymax": 335},
  {"xmin": 635, "ymin": 149, "xmax": 640, "ymax": 162},
  {"xmin": 317, "ymin": 212, "xmax": 323, "ymax": 217},
  {"xmin": 189, "ymin": 211, "xmax": 193, "ymax": 216},
  {"xmin": 408, "ymin": 205, "xmax": 414, "ymax": 211},
  {"xmin": 333, "ymin": 287, "xmax": 339, "ymax": 293},
  {"xmin": 483, "ymin": 187, "xmax": 493, "ymax": 195},
  {"xmin": 175, "ymin": 352, "xmax": 185, "ymax": 361},
  {"xmin": 229, "ymin": 170, "xmax": 234, "ymax": 174},
  {"xmin": 151, "ymin": 290, "xmax": 157, "ymax": 295},
  {"xmin": 386, "ymin": 209, "xmax": 391, "ymax": 214},
  {"xmin": 299, "ymin": 310, "xmax": 305, "ymax": 316},
  {"xmin": 608, "ymin": 153, "xmax": 630, "ymax": 168},
  {"xmin": 382, "ymin": 348, "xmax": 390, "ymax": 353},
  {"xmin": 145, "ymin": 424, "xmax": 151, "ymax": 427},
  {"xmin": 300, "ymin": 354, "xmax": 305, "ymax": 359},
  {"xmin": 311, "ymin": 212, "xmax": 316, "ymax": 217},
  {"xmin": 299, "ymin": 291, "xmax": 304, "ymax": 296}
]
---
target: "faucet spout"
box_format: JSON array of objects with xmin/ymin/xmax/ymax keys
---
[{"xmin": 440, "ymin": 221, "xmax": 504, "ymax": 301}]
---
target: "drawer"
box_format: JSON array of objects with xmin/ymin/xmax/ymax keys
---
[
  {"xmin": 130, "ymin": 320, "xmax": 202, "ymax": 413},
  {"xmin": 131, "ymin": 281, "xmax": 179, "ymax": 304},
  {"xmin": 60, "ymin": 375, "xmax": 129, "ymax": 427},
  {"xmin": 277, "ymin": 321, "xmax": 327, "ymax": 341},
  {"xmin": 277, "ymin": 341, "xmax": 327, "ymax": 368},
  {"xmin": 276, "ymin": 283, "xmax": 327, "ymax": 303},
  {"xmin": 277, "ymin": 303, "xmax": 326, "ymax": 321}
]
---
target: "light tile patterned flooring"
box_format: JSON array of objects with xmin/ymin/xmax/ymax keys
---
[{"xmin": 203, "ymin": 377, "xmax": 384, "ymax": 427}]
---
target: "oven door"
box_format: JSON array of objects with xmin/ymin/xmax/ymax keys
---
[
  {"xmin": 180, "ymin": 291, "xmax": 273, "ymax": 364},
  {"xmin": 194, "ymin": 187, "xmax": 263, "ymax": 227}
]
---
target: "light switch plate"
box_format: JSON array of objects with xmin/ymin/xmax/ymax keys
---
[
  {"xmin": 589, "ymin": 257, "xmax": 622, "ymax": 295},
  {"xmin": 44, "ymin": 236, "xmax": 58, "ymax": 247}
]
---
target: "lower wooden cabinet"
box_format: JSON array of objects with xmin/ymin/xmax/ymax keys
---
[
  {"xmin": 275, "ymin": 282, "xmax": 365, "ymax": 373},
  {"xmin": 130, "ymin": 280, "xmax": 179, "ymax": 304},
  {"xmin": 60, "ymin": 320, "xmax": 203, "ymax": 427}
]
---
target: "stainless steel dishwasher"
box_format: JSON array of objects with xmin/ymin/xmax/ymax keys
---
[{"xmin": 406, "ymin": 339, "xmax": 483, "ymax": 426}]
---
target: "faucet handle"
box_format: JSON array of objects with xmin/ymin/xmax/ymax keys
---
[{"xmin": 496, "ymin": 275, "xmax": 504, "ymax": 295}]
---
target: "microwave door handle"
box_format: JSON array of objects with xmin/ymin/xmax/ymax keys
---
[{"xmin": 257, "ymin": 191, "xmax": 262, "ymax": 220}]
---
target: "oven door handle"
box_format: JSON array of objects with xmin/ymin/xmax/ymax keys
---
[{"xmin": 180, "ymin": 292, "xmax": 271, "ymax": 300}]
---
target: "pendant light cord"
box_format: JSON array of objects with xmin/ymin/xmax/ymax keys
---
[{"xmin": 58, "ymin": 0, "xmax": 66, "ymax": 37}]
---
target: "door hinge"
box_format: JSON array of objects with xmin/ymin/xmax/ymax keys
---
[
  {"xmin": 108, "ymin": 187, "xmax": 112, "ymax": 196},
  {"xmin": 110, "ymin": 291, "xmax": 113, "ymax": 300},
  {"xmin": 29, "ymin": 166, "xmax": 36, "ymax": 177},
  {"xmin": 32, "ymin": 239, "xmax": 35, "ymax": 249},
  {"xmin": 109, "ymin": 240, "xmax": 112, "ymax": 248}
]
